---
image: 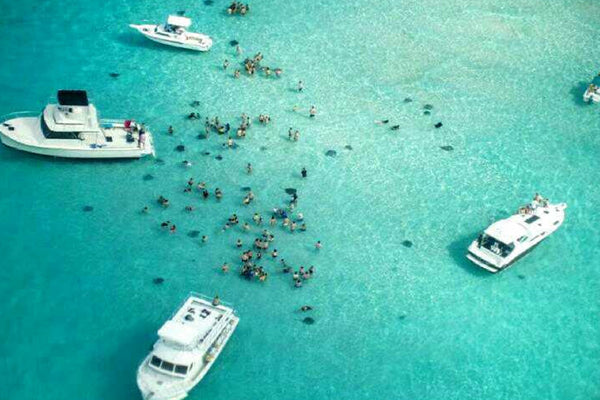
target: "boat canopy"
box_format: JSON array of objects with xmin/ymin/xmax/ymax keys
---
[
  {"xmin": 57, "ymin": 90, "xmax": 89, "ymax": 106},
  {"xmin": 166, "ymin": 15, "xmax": 191, "ymax": 28}
]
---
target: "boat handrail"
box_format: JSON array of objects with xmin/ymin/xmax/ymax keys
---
[
  {"xmin": 0, "ymin": 111, "xmax": 39, "ymax": 123},
  {"xmin": 188, "ymin": 291, "xmax": 235, "ymax": 309}
]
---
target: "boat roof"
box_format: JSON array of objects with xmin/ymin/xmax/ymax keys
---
[
  {"xmin": 57, "ymin": 90, "xmax": 89, "ymax": 106},
  {"xmin": 484, "ymin": 218, "xmax": 528, "ymax": 244},
  {"xmin": 157, "ymin": 295, "xmax": 230, "ymax": 348},
  {"xmin": 166, "ymin": 15, "xmax": 191, "ymax": 28}
]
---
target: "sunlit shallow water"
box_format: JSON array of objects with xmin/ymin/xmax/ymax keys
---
[{"xmin": 0, "ymin": 0, "xmax": 599, "ymax": 399}]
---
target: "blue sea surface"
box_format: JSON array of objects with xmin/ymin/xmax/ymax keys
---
[{"xmin": 0, "ymin": 0, "xmax": 599, "ymax": 399}]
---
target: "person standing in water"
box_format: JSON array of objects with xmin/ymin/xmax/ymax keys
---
[
  {"xmin": 309, "ymin": 105, "xmax": 317, "ymax": 118},
  {"xmin": 301, "ymin": 167, "xmax": 307, "ymax": 178},
  {"xmin": 297, "ymin": 80, "xmax": 304, "ymax": 92}
]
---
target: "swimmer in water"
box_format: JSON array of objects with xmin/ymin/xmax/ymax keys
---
[
  {"xmin": 142, "ymin": 206, "xmax": 149, "ymax": 214},
  {"xmin": 300, "ymin": 305, "xmax": 313, "ymax": 311},
  {"xmin": 234, "ymin": 69, "xmax": 241, "ymax": 79},
  {"xmin": 236, "ymin": 239, "xmax": 243, "ymax": 248},
  {"xmin": 223, "ymin": 59, "xmax": 229, "ymax": 70},
  {"xmin": 301, "ymin": 167, "xmax": 307, "ymax": 178},
  {"xmin": 243, "ymin": 222, "xmax": 251, "ymax": 231},
  {"xmin": 183, "ymin": 160, "xmax": 192, "ymax": 167},
  {"xmin": 221, "ymin": 263, "xmax": 229, "ymax": 273},
  {"xmin": 375, "ymin": 119, "xmax": 390, "ymax": 125},
  {"xmin": 271, "ymin": 249, "xmax": 278, "ymax": 258},
  {"xmin": 315, "ymin": 240, "xmax": 322, "ymax": 249},
  {"xmin": 169, "ymin": 224, "xmax": 177, "ymax": 233},
  {"xmin": 168, "ymin": 125, "xmax": 174, "ymax": 135},
  {"xmin": 269, "ymin": 216, "xmax": 276, "ymax": 226},
  {"xmin": 309, "ymin": 105, "xmax": 317, "ymax": 118},
  {"xmin": 202, "ymin": 235, "xmax": 208, "ymax": 243},
  {"xmin": 246, "ymin": 163, "xmax": 253, "ymax": 174},
  {"xmin": 298, "ymin": 80, "xmax": 304, "ymax": 92}
]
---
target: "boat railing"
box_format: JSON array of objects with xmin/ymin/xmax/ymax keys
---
[
  {"xmin": 188, "ymin": 291, "xmax": 235, "ymax": 309},
  {"xmin": 0, "ymin": 111, "xmax": 39, "ymax": 123}
]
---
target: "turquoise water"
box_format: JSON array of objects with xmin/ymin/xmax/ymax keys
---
[{"xmin": 1, "ymin": 0, "xmax": 599, "ymax": 399}]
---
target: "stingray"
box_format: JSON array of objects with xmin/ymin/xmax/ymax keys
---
[
  {"xmin": 143, "ymin": 173, "xmax": 154, "ymax": 181},
  {"xmin": 241, "ymin": 186, "xmax": 252, "ymax": 191},
  {"xmin": 398, "ymin": 315, "xmax": 407, "ymax": 320},
  {"xmin": 302, "ymin": 317, "xmax": 315, "ymax": 325},
  {"xmin": 518, "ymin": 274, "xmax": 526, "ymax": 280},
  {"xmin": 82, "ymin": 205, "xmax": 94, "ymax": 212},
  {"xmin": 285, "ymin": 188, "xmax": 297, "ymax": 195},
  {"xmin": 390, "ymin": 125, "xmax": 400, "ymax": 130},
  {"xmin": 440, "ymin": 145, "xmax": 454, "ymax": 151},
  {"xmin": 155, "ymin": 158, "xmax": 165, "ymax": 165},
  {"xmin": 424, "ymin": 110, "xmax": 431, "ymax": 116},
  {"xmin": 260, "ymin": 146, "xmax": 268, "ymax": 151},
  {"xmin": 175, "ymin": 145, "xmax": 185, "ymax": 152},
  {"xmin": 230, "ymin": 40, "xmax": 239, "ymax": 46},
  {"xmin": 190, "ymin": 100, "xmax": 200, "ymax": 107},
  {"xmin": 325, "ymin": 150, "xmax": 337, "ymax": 157},
  {"xmin": 153, "ymin": 277, "xmax": 165, "ymax": 284},
  {"xmin": 402, "ymin": 240, "xmax": 413, "ymax": 248},
  {"xmin": 187, "ymin": 230, "xmax": 200, "ymax": 238},
  {"xmin": 403, "ymin": 97, "xmax": 413, "ymax": 103},
  {"xmin": 203, "ymin": 151, "xmax": 211, "ymax": 156},
  {"xmin": 344, "ymin": 145, "xmax": 353, "ymax": 150},
  {"xmin": 176, "ymin": 10, "xmax": 186, "ymax": 15},
  {"xmin": 434, "ymin": 122, "xmax": 443, "ymax": 128},
  {"xmin": 215, "ymin": 155, "xmax": 223, "ymax": 160},
  {"xmin": 423, "ymin": 104, "xmax": 434, "ymax": 110},
  {"xmin": 109, "ymin": 72, "xmax": 120, "ymax": 78},
  {"xmin": 204, "ymin": 0, "xmax": 213, "ymax": 5}
]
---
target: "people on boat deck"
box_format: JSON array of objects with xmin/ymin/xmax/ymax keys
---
[{"xmin": 212, "ymin": 295, "xmax": 220, "ymax": 306}]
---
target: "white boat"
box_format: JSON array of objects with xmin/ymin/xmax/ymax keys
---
[
  {"xmin": 129, "ymin": 16, "xmax": 213, "ymax": 52},
  {"xmin": 583, "ymin": 75, "xmax": 600, "ymax": 103},
  {"xmin": 466, "ymin": 195, "xmax": 567, "ymax": 273},
  {"xmin": 137, "ymin": 293, "xmax": 239, "ymax": 400},
  {"xmin": 0, "ymin": 90, "xmax": 155, "ymax": 159}
]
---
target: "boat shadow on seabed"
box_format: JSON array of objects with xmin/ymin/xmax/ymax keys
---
[{"xmin": 570, "ymin": 81, "xmax": 593, "ymax": 107}]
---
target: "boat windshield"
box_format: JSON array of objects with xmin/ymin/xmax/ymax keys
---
[
  {"xmin": 41, "ymin": 116, "xmax": 79, "ymax": 139},
  {"xmin": 477, "ymin": 234, "xmax": 514, "ymax": 258},
  {"xmin": 149, "ymin": 355, "xmax": 189, "ymax": 376}
]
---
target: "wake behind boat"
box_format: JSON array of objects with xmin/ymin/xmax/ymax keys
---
[
  {"xmin": 0, "ymin": 90, "xmax": 155, "ymax": 159},
  {"xmin": 130, "ymin": 15, "xmax": 213, "ymax": 52},
  {"xmin": 466, "ymin": 194, "xmax": 567, "ymax": 273},
  {"xmin": 136, "ymin": 293, "xmax": 239, "ymax": 400}
]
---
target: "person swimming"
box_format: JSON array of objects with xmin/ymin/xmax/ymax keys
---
[{"xmin": 300, "ymin": 305, "xmax": 313, "ymax": 311}]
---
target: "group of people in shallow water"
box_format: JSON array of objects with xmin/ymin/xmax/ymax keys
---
[
  {"xmin": 227, "ymin": 1, "xmax": 249, "ymax": 15},
  {"xmin": 227, "ymin": 52, "xmax": 282, "ymax": 79}
]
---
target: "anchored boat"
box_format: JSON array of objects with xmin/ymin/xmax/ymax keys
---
[
  {"xmin": 136, "ymin": 293, "xmax": 239, "ymax": 400},
  {"xmin": 583, "ymin": 75, "xmax": 600, "ymax": 103},
  {"xmin": 0, "ymin": 90, "xmax": 155, "ymax": 159},
  {"xmin": 467, "ymin": 194, "xmax": 567, "ymax": 273},
  {"xmin": 129, "ymin": 16, "xmax": 213, "ymax": 52}
]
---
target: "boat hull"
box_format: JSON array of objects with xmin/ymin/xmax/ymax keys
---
[
  {"xmin": 0, "ymin": 116, "xmax": 155, "ymax": 159},
  {"xmin": 130, "ymin": 24, "xmax": 212, "ymax": 52}
]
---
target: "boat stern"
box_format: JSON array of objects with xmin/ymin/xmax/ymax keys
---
[{"xmin": 466, "ymin": 242, "xmax": 504, "ymax": 273}]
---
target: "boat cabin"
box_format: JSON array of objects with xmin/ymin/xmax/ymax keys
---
[{"xmin": 148, "ymin": 297, "xmax": 228, "ymax": 377}]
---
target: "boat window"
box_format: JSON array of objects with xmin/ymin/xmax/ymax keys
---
[
  {"xmin": 150, "ymin": 356, "xmax": 162, "ymax": 367},
  {"xmin": 41, "ymin": 117, "xmax": 79, "ymax": 139},
  {"xmin": 175, "ymin": 365, "xmax": 188, "ymax": 375},
  {"xmin": 525, "ymin": 215, "xmax": 540, "ymax": 224},
  {"xmin": 479, "ymin": 234, "xmax": 514, "ymax": 257},
  {"xmin": 160, "ymin": 361, "xmax": 175, "ymax": 372},
  {"xmin": 517, "ymin": 236, "xmax": 528, "ymax": 243}
]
